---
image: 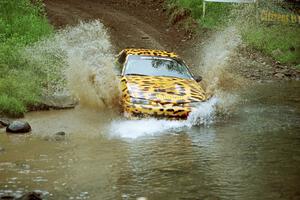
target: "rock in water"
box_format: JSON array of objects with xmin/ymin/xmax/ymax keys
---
[
  {"xmin": 43, "ymin": 131, "xmax": 66, "ymax": 141},
  {"xmin": 0, "ymin": 118, "xmax": 11, "ymax": 127},
  {"xmin": 41, "ymin": 95, "xmax": 78, "ymax": 109},
  {"xmin": 274, "ymin": 72, "xmax": 285, "ymax": 79},
  {"xmin": 0, "ymin": 195, "xmax": 15, "ymax": 200},
  {"xmin": 54, "ymin": 131, "xmax": 66, "ymax": 141},
  {"xmin": 17, "ymin": 192, "xmax": 42, "ymax": 200},
  {"xmin": 55, "ymin": 131, "xmax": 66, "ymax": 136},
  {"xmin": 6, "ymin": 121, "xmax": 31, "ymax": 133}
]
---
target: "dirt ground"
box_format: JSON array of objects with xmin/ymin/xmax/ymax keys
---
[{"xmin": 44, "ymin": 0, "xmax": 187, "ymax": 52}]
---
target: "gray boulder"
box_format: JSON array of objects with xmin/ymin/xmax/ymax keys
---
[
  {"xmin": 54, "ymin": 131, "xmax": 66, "ymax": 141},
  {"xmin": 16, "ymin": 192, "xmax": 42, "ymax": 200},
  {"xmin": 43, "ymin": 131, "xmax": 67, "ymax": 141},
  {"xmin": 41, "ymin": 94, "xmax": 78, "ymax": 109},
  {"xmin": 6, "ymin": 121, "xmax": 31, "ymax": 133}
]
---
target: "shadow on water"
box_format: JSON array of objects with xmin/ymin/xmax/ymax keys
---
[{"xmin": 0, "ymin": 81, "xmax": 300, "ymax": 200}]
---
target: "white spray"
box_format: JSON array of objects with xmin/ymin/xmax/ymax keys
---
[{"xmin": 24, "ymin": 20, "xmax": 119, "ymax": 110}]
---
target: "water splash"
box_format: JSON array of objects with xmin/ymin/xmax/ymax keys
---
[
  {"xmin": 198, "ymin": 26, "xmax": 242, "ymax": 93},
  {"xmin": 61, "ymin": 21, "xmax": 119, "ymax": 109},
  {"xmin": 187, "ymin": 97, "xmax": 218, "ymax": 126},
  {"xmin": 189, "ymin": 26, "xmax": 243, "ymax": 125},
  {"xmin": 109, "ymin": 118, "xmax": 185, "ymax": 139},
  {"xmin": 24, "ymin": 20, "xmax": 119, "ymax": 110},
  {"xmin": 109, "ymin": 97, "xmax": 220, "ymax": 139}
]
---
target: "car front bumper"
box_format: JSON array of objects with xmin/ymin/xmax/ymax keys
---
[{"xmin": 123, "ymin": 101, "xmax": 192, "ymax": 120}]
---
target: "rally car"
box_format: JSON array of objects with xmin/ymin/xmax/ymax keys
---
[{"xmin": 116, "ymin": 48, "xmax": 207, "ymax": 119}]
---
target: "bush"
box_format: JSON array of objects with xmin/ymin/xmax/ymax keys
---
[
  {"xmin": 0, "ymin": 95, "xmax": 26, "ymax": 117},
  {"xmin": 0, "ymin": 0, "xmax": 53, "ymax": 116},
  {"xmin": 0, "ymin": 0, "xmax": 52, "ymax": 45}
]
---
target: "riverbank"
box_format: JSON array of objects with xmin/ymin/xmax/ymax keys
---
[{"xmin": 0, "ymin": 0, "xmax": 53, "ymax": 117}]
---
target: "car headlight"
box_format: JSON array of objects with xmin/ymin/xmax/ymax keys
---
[{"xmin": 131, "ymin": 98, "xmax": 151, "ymax": 105}]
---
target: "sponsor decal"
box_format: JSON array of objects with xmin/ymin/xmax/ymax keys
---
[{"xmin": 260, "ymin": 9, "xmax": 300, "ymax": 24}]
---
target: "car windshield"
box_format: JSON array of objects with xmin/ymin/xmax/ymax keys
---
[{"xmin": 123, "ymin": 55, "xmax": 193, "ymax": 79}]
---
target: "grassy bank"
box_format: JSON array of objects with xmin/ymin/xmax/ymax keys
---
[
  {"xmin": 241, "ymin": 23, "xmax": 300, "ymax": 64},
  {"xmin": 166, "ymin": 0, "xmax": 300, "ymax": 65},
  {"xmin": 166, "ymin": 0, "xmax": 232, "ymax": 29},
  {"xmin": 0, "ymin": 0, "xmax": 53, "ymax": 117}
]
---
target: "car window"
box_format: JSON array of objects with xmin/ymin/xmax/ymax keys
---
[{"xmin": 123, "ymin": 55, "xmax": 193, "ymax": 79}]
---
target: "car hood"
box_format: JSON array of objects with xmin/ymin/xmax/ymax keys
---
[{"xmin": 121, "ymin": 75, "xmax": 206, "ymax": 104}]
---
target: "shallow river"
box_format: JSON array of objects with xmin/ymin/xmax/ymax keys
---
[{"xmin": 0, "ymin": 81, "xmax": 299, "ymax": 200}]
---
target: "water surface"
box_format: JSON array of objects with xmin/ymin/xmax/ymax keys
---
[{"xmin": 0, "ymin": 81, "xmax": 299, "ymax": 200}]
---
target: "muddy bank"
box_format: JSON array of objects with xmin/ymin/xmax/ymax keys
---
[{"xmin": 228, "ymin": 45, "xmax": 300, "ymax": 81}]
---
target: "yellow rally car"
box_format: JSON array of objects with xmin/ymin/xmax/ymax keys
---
[{"xmin": 116, "ymin": 48, "xmax": 207, "ymax": 119}]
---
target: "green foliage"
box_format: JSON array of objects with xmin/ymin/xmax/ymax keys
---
[
  {"xmin": 0, "ymin": 0, "xmax": 53, "ymax": 116},
  {"xmin": 0, "ymin": 73, "xmax": 41, "ymax": 104},
  {"xmin": 0, "ymin": 95, "xmax": 26, "ymax": 117},
  {"xmin": 167, "ymin": 0, "xmax": 233, "ymax": 29},
  {"xmin": 0, "ymin": 0, "xmax": 52, "ymax": 45},
  {"xmin": 0, "ymin": 66, "xmax": 42, "ymax": 116},
  {"xmin": 242, "ymin": 24, "xmax": 300, "ymax": 64}
]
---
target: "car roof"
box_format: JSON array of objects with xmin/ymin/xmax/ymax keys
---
[{"xmin": 123, "ymin": 48, "xmax": 179, "ymax": 58}]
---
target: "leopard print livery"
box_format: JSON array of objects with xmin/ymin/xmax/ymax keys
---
[
  {"xmin": 118, "ymin": 48, "xmax": 207, "ymax": 119},
  {"xmin": 120, "ymin": 75, "xmax": 207, "ymax": 119},
  {"xmin": 124, "ymin": 48, "xmax": 179, "ymax": 58}
]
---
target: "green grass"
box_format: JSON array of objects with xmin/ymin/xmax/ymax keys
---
[
  {"xmin": 166, "ymin": 0, "xmax": 300, "ymax": 65},
  {"xmin": 166, "ymin": 0, "xmax": 233, "ymax": 29},
  {"xmin": 0, "ymin": 95, "xmax": 26, "ymax": 117},
  {"xmin": 242, "ymin": 24, "xmax": 300, "ymax": 64},
  {"xmin": 0, "ymin": 0, "xmax": 53, "ymax": 117}
]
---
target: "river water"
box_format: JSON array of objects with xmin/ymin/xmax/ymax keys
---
[{"xmin": 0, "ymin": 81, "xmax": 299, "ymax": 200}]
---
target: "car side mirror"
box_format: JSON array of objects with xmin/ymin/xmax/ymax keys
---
[{"xmin": 194, "ymin": 75, "xmax": 202, "ymax": 82}]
